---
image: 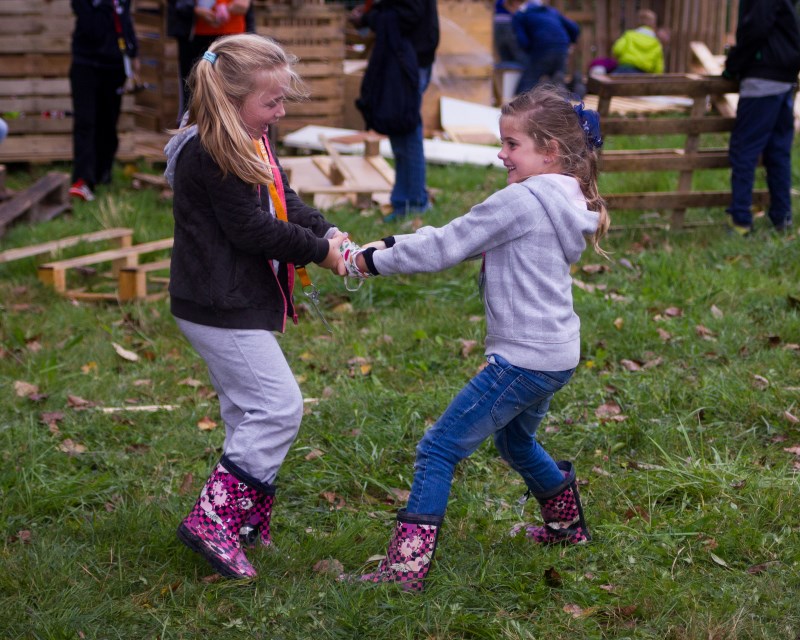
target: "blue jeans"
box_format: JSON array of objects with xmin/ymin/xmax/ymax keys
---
[
  {"xmin": 728, "ymin": 90, "xmax": 795, "ymax": 228},
  {"xmin": 406, "ymin": 354, "xmax": 574, "ymax": 516},
  {"xmin": 388, "ymin": 65, "xmax": 432, "ymax": 215}
]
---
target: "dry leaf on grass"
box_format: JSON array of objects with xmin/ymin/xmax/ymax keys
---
[
  {"xmin": 197, "ymin": 416, "xmax": 217, "ymax": 431},
  {"xmin": 304, "ymin": 448, "xmax": 325, "ymax": 461},
  {"xmin": 752, "ymin": 375, "xmax": 769, "ymax": 390},
  {"xmin": 320, "ymin": 491, "xmax": 346, "ymax": 510},
  {"xmin": 14, "ymin": 380, "xmax": 39, "ymax": 398},
  {"xmin": 313, "ymin": 559, "xmax": 344, "ymax": 575},
  {"xmin": 59, "ymin": 439, "xmax": 87, "ymax": 455},
  {"xmin": 112, "ymin": 342, "xmax": 140, "ymax": 362}
]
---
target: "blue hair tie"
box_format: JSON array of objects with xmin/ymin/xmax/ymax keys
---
[
  {"xmin": 202, "ymin": 51, "xmax": 218, "ymax": 65},
  {"xmin": 573, "ymin": 102, "xmax": 603, "ymax": 149}
]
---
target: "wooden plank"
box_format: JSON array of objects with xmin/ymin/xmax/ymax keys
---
[
  {"xmin": 601, "ymin": 116, "xmax": 735, "ymax": 136},
  {"xmin": 118, "ymin": 259, "xmax": 171, "ymax": 302},
  {"xmin": 39, "ymin": 238, "xmax": 174, "ymax": 272},
  {"xmin": 0, "ymin": 228, "xmax": 133, "ymax": 264},
  {"xmin": 599, "ymin": 149, "xmax": 731, "ymax": 172},
  {"xmin": 0, "ymin": 172, "xmax": 70, "ymax": 237},
  {"xmin": 587, "ymin": 73, "xmax": 739, "ymax": 98},
  {"xmin": 605, "ymin": 189, "xmax": 770, "ymax": 210},
  {"xmin": 689, "ymin": 41, "xmax": 737, "ymax": 117}
]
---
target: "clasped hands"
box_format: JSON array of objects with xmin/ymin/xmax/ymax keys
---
[{"xmin": 318, "ymin": 232, "xmax": 386, "ymax": 279}]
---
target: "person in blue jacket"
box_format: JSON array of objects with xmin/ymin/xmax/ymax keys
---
[
  {"xmin": 513, "ymin": 0, "xmax": 579, "ymax": 94},
  {"xmin": 723, "ymin": 0, "xmax": 800, "ymax": 235}
]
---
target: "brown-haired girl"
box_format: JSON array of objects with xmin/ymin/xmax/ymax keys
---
[
  {"xmin": 345, "ymin": 84, "xmax": 610, "ymax": 591},
  {"xmin": 164, "ymin": 33, "xmax": 346, "ymax": 580}
]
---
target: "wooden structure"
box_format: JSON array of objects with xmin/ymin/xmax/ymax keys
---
[
  {"xmin": 38, "ymin": 237, "xmax": 173, "ymax": 302},
  {"xmin": 588, "ymin": 73, "xmax": 768, "ymax": 227},
  {"xmin": 0, "ymin": 228, "xmax": 133, "ymax": 264},
  {"xmin": 0, "ymin": 172, "xmax": 71, "ymax": 237}
]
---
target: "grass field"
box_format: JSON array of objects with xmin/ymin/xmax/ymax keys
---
[{"xmin": 1, "ymin": 143, "xmax": 799, "ymax": 639}]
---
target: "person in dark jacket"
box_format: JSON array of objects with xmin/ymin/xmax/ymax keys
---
[
  {"xmin": 512, "ymin": 0, "xmax": 579, "ymax": 94},
  {"xmin": 69, "ymin": 0, "xmax": 139, "ymax": 201},
  {"xmin": 163, "ymin": 34, "xmax": 347, "ymax": 580},
  {"xmin": 724, "ymin": 0, "xmax": 800, "ymax": 234},
  {"xmin": 350, "ymin": 0, "xmax": 439, "ymax": 220}
]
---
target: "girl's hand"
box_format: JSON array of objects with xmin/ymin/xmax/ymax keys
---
[
  {"xmin": 355, "ymin": 252, "xmax": 368, "ymax": 274},
  {"xmin": 319, "ymin": 236, "xmax": 346, "ymax": 276}
]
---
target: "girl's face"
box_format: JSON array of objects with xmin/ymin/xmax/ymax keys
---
[
  {"xmin": 498, "ymin": 116, "xmax": 556, "ymax": 184},
  {"xmin": 239, "ymin": 70, "xmax": 288, "ymax": 139}
]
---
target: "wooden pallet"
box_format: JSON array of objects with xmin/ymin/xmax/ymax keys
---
[
  {"xmin": 38, "ymin": 237, "xmax": 173, "ymax": 302},
  {"xmin": 0, "ymin": 171, "xmax": 71, "ymax": 237},
  {"xmin": 0, "ymin": 227, "xmax": 133, "ymax": 264}
]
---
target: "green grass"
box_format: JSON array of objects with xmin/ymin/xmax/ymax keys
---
[{"xmin": 1, "ymin": 146, "xmax": 799, "ymax": 639}]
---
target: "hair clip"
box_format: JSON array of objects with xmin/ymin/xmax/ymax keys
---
[
  {"xmin": 573, "ymin": 102, "xmax": 603, "ymax": 149},
  {"xmin": 202, "ymin": 51, "xmax": 218, "ymax": 65}
]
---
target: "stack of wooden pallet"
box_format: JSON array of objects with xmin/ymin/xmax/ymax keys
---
[
  {"xmin": 251, "ymin": 0, "xmax": 346, "ymax": 133},
  {"xmin": 0, "ymin": 0, "xmax": 135, "ymax": 164}
]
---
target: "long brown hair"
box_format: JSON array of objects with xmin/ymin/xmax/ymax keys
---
[
  {"xmin": 501, "ymin": 85, "xmax": 610, "ymax": 256},
  {"xmin": 182, "ymin": 33, "xmax": 308, "ymax": 186}
]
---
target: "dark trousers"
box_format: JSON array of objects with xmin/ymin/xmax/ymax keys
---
[
  {"xmin": 728, "ymin": 89, "xmax": 796, "ymax": 228},
  {"xmin": 70, "ymin": 63, "xmax": 126, "ymax": 188}
]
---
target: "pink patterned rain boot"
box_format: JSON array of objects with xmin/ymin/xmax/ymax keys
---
[
  {"xmin": 177, "ymin": 457, "xmax": 261, "ymax": 579},
  {"xmin": 524, "ymin": 461, "xmax": 590, "ymax": 545},
  {"xmin": 360, "ymin": 510, "xmax": 443, "ymax": 592},
  {"xmin": 239, "ymin": 487, "xmax": 276, "ymax": 549}
]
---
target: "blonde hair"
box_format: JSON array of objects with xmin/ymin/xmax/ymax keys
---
[
  {"xmin": 501, "ymin": 84, "xmax": 610, "ymax": 256},
  {"xmin": 183, "ymin": 33, "xmax": 308, "ymax": 186}
]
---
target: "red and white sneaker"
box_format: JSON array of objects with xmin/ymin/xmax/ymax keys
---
[{"xmin": 69, "ymin": 180, "xmax": 95, "ymax": 202}]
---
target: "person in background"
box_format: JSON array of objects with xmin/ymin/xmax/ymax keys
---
[
  {"xmin": 611, "ymin": 9, "xmax": 664, "ymax": 74},
  {"xmin": 0, "ymin": 117, "xmax": 7, "ymax": 144},
  {"xmin": 341, "ymin": 85, "xmax": 609, "ymax": 591},
  {"xmin": 349, "ymin": 0, "xmax": 439, "ymax": 221},
  {"xmin": 69, "ymin": 0, "xmax": 139, "ymax": 202},
  {"xmin": 512, "ymin": 0, "xmax": 579, "ymax": 93},
  {"xmin": 166, "ymin": 0, "xmax": 253, "ymax": 124},
  {"xmin": 723, "ymin": 0, "xmax": 800, "ymax": 235},
  {"xmin": 493, "ymin": 0, "xmax": 526, "ymax": 67}
]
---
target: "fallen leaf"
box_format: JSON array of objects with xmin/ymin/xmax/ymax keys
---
[
  {"xmin": 178, "ymin": 473, "xmax": 194, "ymax": 496},
  {"xmin": 656, "ymin": 328, "xmax": 672, "ymax": 342},
  {"xmin": 14, "ymin": 380, "xmax": 39, "ymax": 398},
  {"xmin": 59, "ymin": 439, "xmax": 87, "ymax": 455},
  {"xmin": 624, "ymin": 506, "xmax": 651, "ymax": 523},
  {"xmin": 752, "ymin": 375, "xmax": 769, "ymax": 390},
  {"xmin": 664, "ymin": 307, "xmax": 683, "ymax": 318},
  {"xmin": 620, "ymin": 359, "xmax": 641, "ymax": 371},
  {"xmin": 695, "ymin": 325, "xmax": 716, "ymax": 340},
  {"xmin": 582, "ymin": 264, "xmax": 608, "ymax": 274},
  {"xmin": 613, "ymin": 317, "xmax": 624, "ymax": 330},
  {"xmin": 460, "ymin": 339, "xmax": 478, "ymax": 358},
  {"xmin": 784, "ymin": 411, "xmax": 799, "ymax": 424},
  {"xmin": 133, "ymin": 379, "xmax": 151, "ymax": 387},
  {"xmin": 595, "ymin": 402, "xmax": 622, "ymax": 419},
  {"xmin": 710, "ymin": 304, "xmax": 724, "ymax": 319},
  {"xmin": 599, "ymin": 584, "xmax": 616, "ymax": 592},
  {"xmin": 178, "ymin": 378, "xmax": 203, "ymax": 387},
  {"xmin": 387, "ymin": 488, "xmax": 411, "ymax": 503},
  {"xmin": 592, "ymin": 466, "xmax": 611, "ymax": 476},
  {"xmin": 332, "ymin": 302, "xmax": 353, "ymax": 314},
  {"xmin": 81, "ymin": 362, "xmax": 98, "ymax": 374},
  {"xmin": 563, "ymin": 604, "xmax": 584, "ymax": 618},
  {"xmin": 197, "ymin": 416, "xmax": 217, "ymax": 431},
  {"xmin": 313, "ymin": 559, "xmax": 345, "ymax": 575},
  {"xmin": 304, "ymin": 448, "xmax": 325, "ymax": 461},
  {"xmin": 782, "ymin": 446, "xmax": 800, "ymax": 456},
  {"xmin": 112, "ymin": 342, "xmax": 139, "ymax": 362},
  {"xmin": 67, "ymin": 395, "xmax": 95, "ymax": 410},
  {"xmin": 40, "ymin": 411, "xmax": 65, "ymax": 430},
  {"xmin": 709, "ymin": 552, "xmax": 729, "ymax": 568},
  {"xmin": 746, "ymin": 561, "xmax": 779, "ymax": 575},
  {"xmin": 544, "ymin": 567, "xmax": 563, "ymax": 588},
  {"xmin": 320, "ymin": 491, "xmax": 346, "ymax": 510}
]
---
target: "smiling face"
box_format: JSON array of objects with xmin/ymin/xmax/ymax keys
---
[
  {"xmin": 239, "ymin": 69, "xmax": 288, "ymax": 139},
  {"xmin": 498, "ymin": 115, "xmax": 557, "ymax": 184}
]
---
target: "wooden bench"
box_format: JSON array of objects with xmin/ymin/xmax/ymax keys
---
[
  {"xmin": 0, "ymin": 227, "xmax": 133, "ymax": 264},
  {"xmin": 587, "ymin": 73, "xmax": 770, "ymax": 228},
  {"xmin": 38, "ymin": 237, "xmax": 173, "ymax": 302}
]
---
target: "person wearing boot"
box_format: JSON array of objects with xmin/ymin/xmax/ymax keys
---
[
  {"xmin": 342, "ymin": 85, "xmax": 609, "ymax": 591},
  {"xmin": 163, "ymin": 34, "xmax": 348, "ymax": 579}
]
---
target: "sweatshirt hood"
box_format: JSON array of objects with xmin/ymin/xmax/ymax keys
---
[
  {"xmin": 164, "ymin": 125, "xmax": 199, "ymax": 188},
  {"xmin": 521, "ymin": 174, "xmax": 599, "ymax": 263}
]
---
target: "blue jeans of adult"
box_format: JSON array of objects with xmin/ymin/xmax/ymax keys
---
[
  {"xmin": 516, "ymin": 49, "xmax": 568, "ymax": 94},
  {"xmin": 405, "ymin": 354, "xmax": 574, "ymax": 517},
  {"xmin": 728, "ymin": 89, "xmax": 795, "ymax": 229},
  {"xmin": 388, "ymin": 65, "xmax": 432, "ymax": 215}
]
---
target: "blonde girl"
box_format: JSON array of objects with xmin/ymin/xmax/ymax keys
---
[{"xmin": 164, "ymin": 33, "xmax": 346, "ymax": 579}]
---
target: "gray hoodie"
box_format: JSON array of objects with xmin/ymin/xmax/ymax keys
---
[{"xmin": 373, "ymin": 174, "xmax": 599, "ymax": 371}]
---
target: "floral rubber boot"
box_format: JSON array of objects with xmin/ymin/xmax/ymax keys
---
[
  {"xmin": 239, "ymin": 487, "xmax": 276, "ymax": 549},
  {"xmin": 523, "ymin": 461, "xmax": 590, "ymax": 545},
  {"xmin": 360, "ymin": 510, "xmax": 443, "ymax": 592},
  {"xmin": 177, "ymin": 458, "xmax": 260, "ymax": 579}
]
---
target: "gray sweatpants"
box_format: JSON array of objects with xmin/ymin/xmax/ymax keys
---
[{"xmin": 175, "ymin": 318, "xmax": 303, "ymax": 485}]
